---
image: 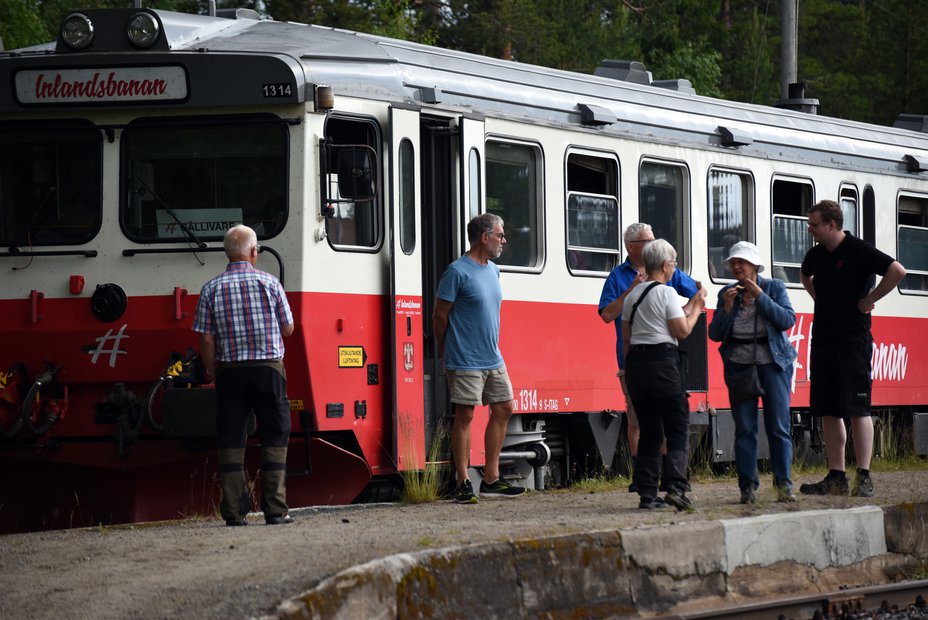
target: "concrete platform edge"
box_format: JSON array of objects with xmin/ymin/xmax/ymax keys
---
[{"xmin": 263, "ymin": 502, "xmax": 928, "ymax": 619}]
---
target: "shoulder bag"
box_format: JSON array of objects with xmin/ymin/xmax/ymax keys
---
[{"xmin": 723, "ymin": 307, "xmax": 765, "ymax": 406}]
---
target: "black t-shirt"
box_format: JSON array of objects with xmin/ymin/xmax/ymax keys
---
[{"xmin": 801, "ymin": 232, "xmax": 895, "ymax": 341}]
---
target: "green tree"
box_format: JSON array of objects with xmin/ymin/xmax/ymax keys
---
[{"xmin": 0, "ymin": 0, "xmax": 48, "ymax": 50}]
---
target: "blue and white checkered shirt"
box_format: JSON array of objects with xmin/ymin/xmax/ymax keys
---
[{"xmin": 192, "ymin": 261, "xmax": 293, "ymax": 362}]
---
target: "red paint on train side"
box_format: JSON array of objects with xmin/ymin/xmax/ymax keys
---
[{"xmin": 2, "ymin": 290, "xmax": 926, "ymax": 532}]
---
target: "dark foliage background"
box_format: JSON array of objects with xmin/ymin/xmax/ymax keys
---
[{"xmin": 2, "ymin": 0, "xmax": 924, "ymax": 126}]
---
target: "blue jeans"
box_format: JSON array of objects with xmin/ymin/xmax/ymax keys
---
[{"xmin": 729, "ymin": 361, "xmax": 793, "ymax": 491}]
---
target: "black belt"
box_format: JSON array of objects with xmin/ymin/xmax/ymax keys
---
[
  {"xmin": 628, "ymin": 343, "xmax": 679, "ymax": 360},
  {"xmin": 629, "ymin": 343, "xmax": 677, "ymax": 352}
]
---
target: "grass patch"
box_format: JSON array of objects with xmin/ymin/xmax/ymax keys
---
[
  {"xmin": 568, "ymin": 475, "xmax": 627, "ymax": 494},
  {"xmin": 400, "ymin": 421, "xmax": 448, "ymax": 505}
]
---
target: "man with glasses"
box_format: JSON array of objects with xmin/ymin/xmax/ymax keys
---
[
  {"xmin": 599, "ymin": 223, "xmax": 699, "ymax": 491},
  {"xmin": 433, "ymin": 213, "xmax": 525, "ymax": 503},
  {"xmin": 799, "ymin": 200, "xmax": 905, "ymax": 498},
  {"xmin": 194, "ymin": 224, "xmax": 295, "ymax": 526}
]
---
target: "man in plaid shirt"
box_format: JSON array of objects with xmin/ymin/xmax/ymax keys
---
[{"xmin": 193, "ymin": 225, "xmax": 295, "ymax": 526}]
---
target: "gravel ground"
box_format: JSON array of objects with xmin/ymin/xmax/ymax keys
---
[{"xmin": 2, "ymin": 469, "xmax": 927, "ymax": 620}]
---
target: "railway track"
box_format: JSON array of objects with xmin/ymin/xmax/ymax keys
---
[{"xmin": 661, "ymin": 579, "xmax": 928, "ymax": 619}]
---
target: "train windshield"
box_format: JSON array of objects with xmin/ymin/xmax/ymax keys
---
[
  {"xmin": 0, "ymin": 121, "xmax": 102, "ymax": 248},
  {"xmin": 121, "ymin": 116, "xmax": 288, "ymax": 243}
]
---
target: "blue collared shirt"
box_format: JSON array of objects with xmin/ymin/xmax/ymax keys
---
[{"xmin": 598, "ymin": 259, "xmax": 698, "ymax": 369}]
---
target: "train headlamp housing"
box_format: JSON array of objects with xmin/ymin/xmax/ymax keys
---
[
  {"xmin": 127, "ymin": 12, "xmax": 160, "ymax": 49},
  {"xmin": 61, "ymin": 13, "xmax": 95, "ymax": 50}
]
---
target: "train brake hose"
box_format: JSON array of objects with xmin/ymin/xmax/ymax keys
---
[
  {"xmin": 21, "ymin": 374, "xmax": 60, "ymax": 436},
  {"xmin": 145, "ymin": 376, "xmax": 169, "ymax": 432}
]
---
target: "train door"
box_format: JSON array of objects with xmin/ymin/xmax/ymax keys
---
[
  {"xmin": 420, "ymin": 115, "xmax": 457, "ymax": 463},
  {"xmin": 389, "ymin": 107, "xmax": 425, "ymax": 470},
  {"xmin": 420, "ymin": 115, "xmax": 487, "ymax": 466}
]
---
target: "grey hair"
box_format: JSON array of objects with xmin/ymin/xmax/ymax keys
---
[
  {"xmin": 467, "ymin": 213, "xmax": 504, "ymax": 242},
  {"xmin": 623, "ymin": 222, "xmax": 653, "ymax": 244},
  {"xmin": 223, "ymin": 224, "xmax": 257, "ymax": 260},
  {"xmin": 642, "ymin": 238, "xmax": 676, "ymax": 273}
]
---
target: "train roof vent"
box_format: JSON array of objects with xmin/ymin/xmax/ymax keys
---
[
  {"xmin": 652, "ymin": 79, "xmax": 696, "ymax": 95},
  {"xmin": 774, "ymin": 81, "xmax": 819, "ymax": 114},
  {"xmin": 578, "ymin": 103, "xmax": 615, "ymax": 126},
  {"xmin": 595, "ymin": 60, "xmax": 651, "ymax": 85},
  {"xmin": 895, "ymin": 114, "xmax": 928, "ymax": 133},
  {"xmin": 215, "ymin": 8, "xmax": 260, "ymax": 20}
]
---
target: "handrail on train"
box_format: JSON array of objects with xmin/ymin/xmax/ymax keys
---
[
  {"xmin": 2, "ymin": 248, "xmax": 97, "ymax": 258},
  {"xmin": 122, "ymin": 245, "xmax": 285, "ymax": 285}
]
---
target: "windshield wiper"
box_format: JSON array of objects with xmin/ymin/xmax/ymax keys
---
[{"xmin": 133, "ymin": 176, "xmax": 207, "ymax": 249}]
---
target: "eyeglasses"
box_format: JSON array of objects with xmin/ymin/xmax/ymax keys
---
[
  {"xmin": 487, "ymin": 232, "xmax": 506, "ymax": 240},
  {"xmin": 627, "ymin": 238, "xmax": 652, "ymax": 244},
  {"xmin": 254, "ymin": 244, "xmax": 262, "ymax": 252},
  {"xmin": 665, "ymin": 259, "xmax": 677, "ymax": 266}
]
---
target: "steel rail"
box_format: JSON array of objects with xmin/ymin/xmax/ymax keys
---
[{"xmin": 655, "ymin": 579, "xmax": 928, "ymax": 620}]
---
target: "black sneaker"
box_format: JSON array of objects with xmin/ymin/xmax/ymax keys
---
[
  {"xmin": 479, "ymin": 477, "xmax": 526, "ymax": 498},
  {"xmin": 852, "ymin": 474, "xmax": 874, "ymax": 497},
  {"xmin": 453, "ymin": 479, "xmax": 478, "ymax": 504},
  {"xmin": 639, "ymin": 496, "xmax": 670, "ymax": 510},
  {"xmin": 265, "ymin": 514, "xmax": 294, "ymax": 525},
  {"xmin": 225, "ymin": 518, "xmax": 247, "ymax": 527},
  {"xmin": 739, "ymin": 488, "xmax": 757, "ymax": 505},
  {"xmin": 799, "ymin": 474, "xmax": 849, "ymax": 496},
  {"xmin": 628, "ymin": 481, "xmax": 638, "ymax": 493},
  {"xmin": 664, "ymin": 489, "xmax": 695, "ymax": 512}
]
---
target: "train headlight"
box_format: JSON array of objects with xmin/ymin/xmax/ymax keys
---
[
  {"xmin": 127, "ymin": 12, "xmax": 160, "ymax": 48},
  {"xmin": 61, "ymin": 13, "xmax": 94, "ymax": 50}
]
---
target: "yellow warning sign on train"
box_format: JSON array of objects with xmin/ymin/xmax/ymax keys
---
[{"xmin": 338, "ymin": 346, "xmax": 366, "ymax": 368}]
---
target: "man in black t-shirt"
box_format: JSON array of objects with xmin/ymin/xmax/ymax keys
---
[{"xmin": 799, "ymin": 200, "xmax": 906, "ymax": 498}]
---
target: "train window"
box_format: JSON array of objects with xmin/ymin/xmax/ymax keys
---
[
  {"xmin": 639, "ymin": 160, "xmax": 688, "ymax": 271},
  {"xmin": 323, "ymin": 117, "xmax": 381, "ymax": 249},
  {"xmin": 898, "ymin": 194, "xmax": 928, "ymax": 292},
  {"xmin": 566, "ymin": 152, "xmax": 619, "ymax": 274},
  {"xmin": 707, "ymin": 169, "xmax": 754, "ymax": 281},
  {"xmin": 468, "ymin": 148, "xmax": 481, "ymax": 222},
  {"xmin": 486, "ymin": 140, "xmax": 543, "ymax": 269},
  {"xmin": 399, "ymin": 139, "xmax": 415, "ymax": 254},
  {"xmin": 771, "ymin": 177, "xmax": 813, "ymax": 284},
  {"xmin": 840, "ymin": 185, "xmax": 859, "ymax": 236},
  {"xmin": 0, "ymin": 121, "xmax": 102, "ymax": 247},
  {"xmin": 122, "ymin": 116, "xmax": 288, "ymax": 243}
]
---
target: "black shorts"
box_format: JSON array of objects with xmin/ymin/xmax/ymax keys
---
[{"xmin": 809, "ymin": 333, "xmax": 872, "ymax": 418}]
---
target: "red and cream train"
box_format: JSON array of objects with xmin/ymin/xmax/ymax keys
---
[{"xmin": 2, "ymin": 7, "xmax": 927, "ymax": 531}]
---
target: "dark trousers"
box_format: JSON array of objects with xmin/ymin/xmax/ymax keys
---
[
  {"xmin": 216, "ymin": 365, "xmax": 291, "ymax": 520},
  {"xmin": 625, "ymin": 347, "xmax": 690, "ymax": 499}
]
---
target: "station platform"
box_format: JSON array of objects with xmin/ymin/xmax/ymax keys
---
[
  {"xmin": 2, "ymin": 469, "xmax": 927, "ymax": 620},
  {"xmin": 268, "ymin": 472, "xmax": 928, "ymax": 619}
]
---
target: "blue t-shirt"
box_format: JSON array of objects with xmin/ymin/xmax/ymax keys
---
[
  {"xmin": 436, "ymin": 255, "xmax": 505, "ymax": 370},
  {"xmin": 598, "ymin": 259, "xmax": 698, "ymax": 369}
]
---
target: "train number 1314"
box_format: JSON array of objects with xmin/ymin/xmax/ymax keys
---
[
  {"xmin": 262, "ymin": 83, "xmax": 293, "ymax": 98},
  {"xmin": 517, "ymin": 388, "xmax": 559, "ymax": 412}
]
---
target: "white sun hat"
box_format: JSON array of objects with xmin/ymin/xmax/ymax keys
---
[{"xmin": 722, "ymin": 240, "xmax": 765, "ymax": 273}]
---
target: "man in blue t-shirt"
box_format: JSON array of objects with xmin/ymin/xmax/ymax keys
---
[
  {"xmin": 433, "ymin": 213, "xmax": 525, "ymax": 503},
  {"xmin": 599, "ymin": 223, "xmax": 698, "ymax": 491}
]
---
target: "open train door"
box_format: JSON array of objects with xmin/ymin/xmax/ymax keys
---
[{"xmin": 388, "ymin": 106, "xmax": 426, "ymax": 471}]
